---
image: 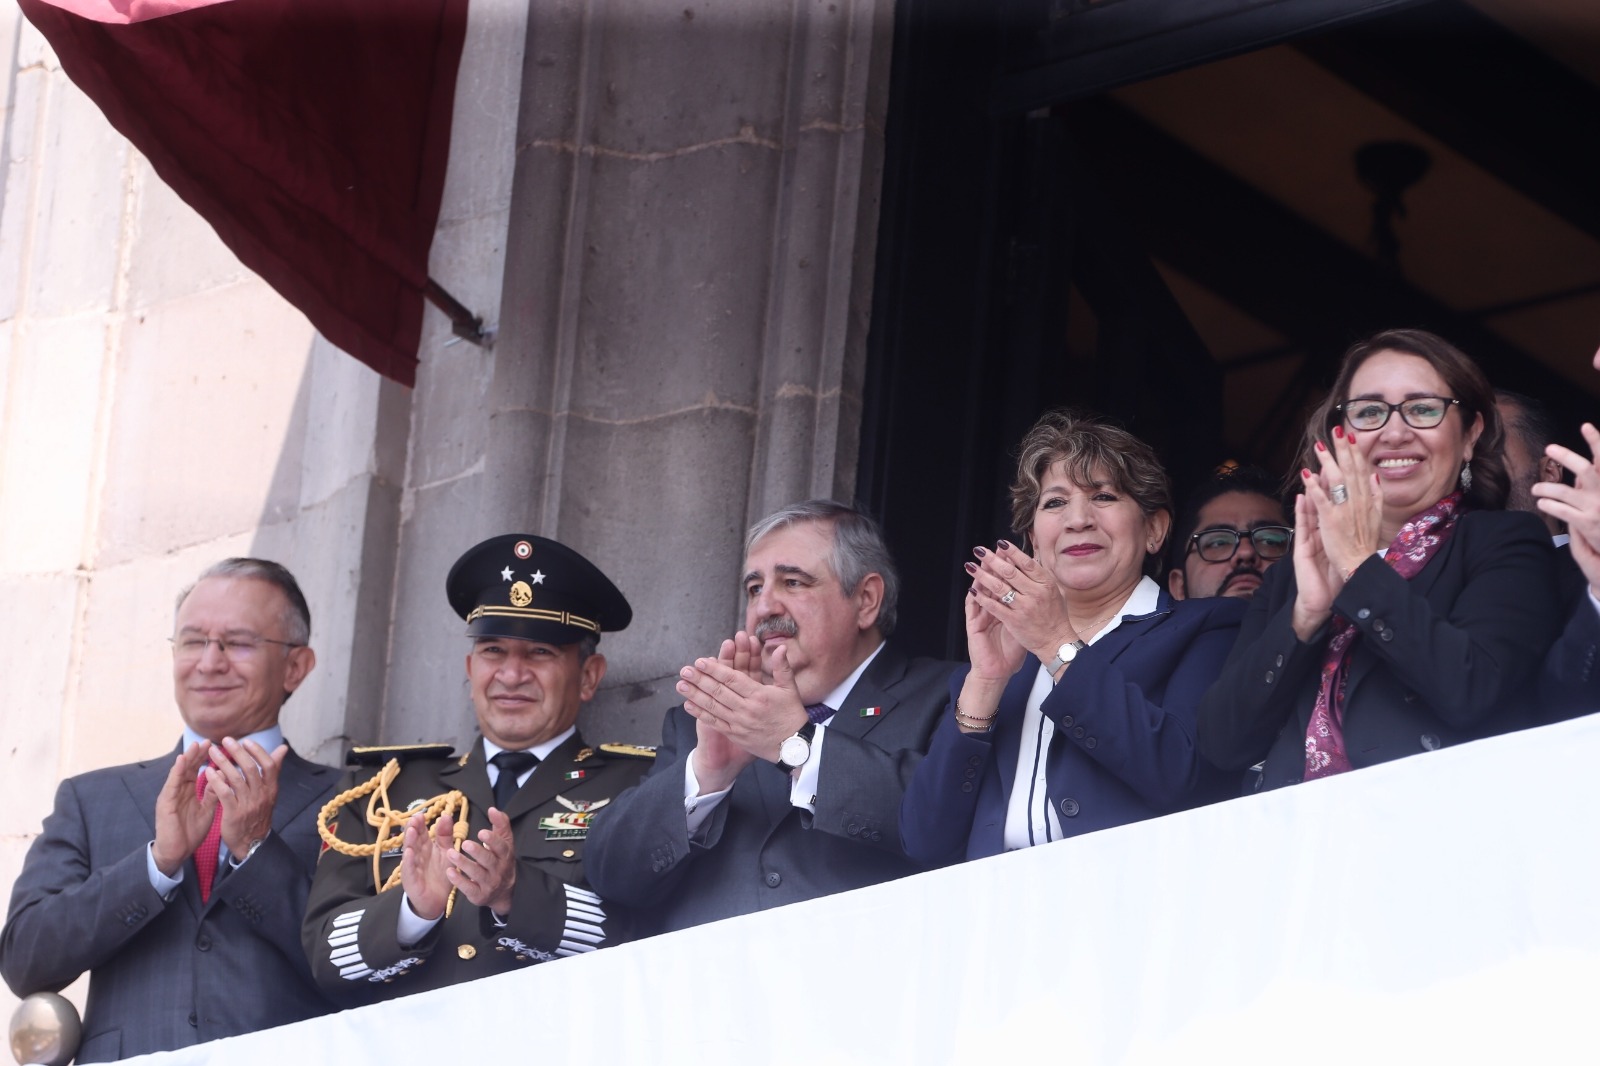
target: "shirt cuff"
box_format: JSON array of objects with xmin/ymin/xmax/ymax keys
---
[
  {"xmin": 788, "ymin": 723, "xmax": 828, "ymax": 812},
  {"xmin": 397, "ymin": 892, "xmax": 443, "ymax": 947},
  {"xmin": 146, "ymin": 841, "xmax": 183, "ymax": 898},
  {"xmin": 683, "ymin": 750, "xmax": 732, "ymax": 836},
  {"xmin": 226, "ymin": 832, "xmax": 267, "ymax": 870}
]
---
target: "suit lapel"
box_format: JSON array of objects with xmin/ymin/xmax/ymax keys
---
[
  {"xmin": 825, "ymin": 645, "xmax": 909, "ymax": 742},
  {"xmin": 271, "ymin": 749, "xmax": 335, "ymax": 834}
]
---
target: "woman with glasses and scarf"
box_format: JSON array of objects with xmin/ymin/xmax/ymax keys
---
[
  {"xmin": 900, "ymin": 409, "xmax": 1246, "ymax": 864},
  {"xmin": 1198, "ymin": 328, "xmax": 1559, "ymax": 792}
]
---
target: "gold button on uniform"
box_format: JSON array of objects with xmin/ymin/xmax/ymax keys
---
[
  {"xmin": 457, "ymin": 944, "xmax": 477, "ymax": 960},
  {"xmin": 562, "ymin": 849, "xmax": 576, "ymax": 858}
]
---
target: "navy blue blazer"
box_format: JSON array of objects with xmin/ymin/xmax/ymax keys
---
[{"xmin": 900, "ymin": 589, "xmax": 1245, "ymax": 865}]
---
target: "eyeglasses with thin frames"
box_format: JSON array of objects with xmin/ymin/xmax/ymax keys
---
[
  {"xmin": 1334, "ymin": 396, "xmax": 1460, "ymax": 432},
  {"xmin": 1187, "ymin": 526, "xmax": 1293, "ymax": 563},
  {"xmin": 170, "ymin": 634, "xmax": 304, "ymax": 662}
]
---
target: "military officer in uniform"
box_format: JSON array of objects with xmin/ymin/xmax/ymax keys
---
[{"xmin": 301, "ymin": 534, "xmax": 652, "ymax": 1003}]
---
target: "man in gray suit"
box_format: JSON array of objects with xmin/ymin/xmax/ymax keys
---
[
  {"xmin": 1, "ymin": 558, "xmax": 337, "ymax": 1062},
  {"xmin": 585, "ymin": 500, "xmax": 954, "ymax": 934}
]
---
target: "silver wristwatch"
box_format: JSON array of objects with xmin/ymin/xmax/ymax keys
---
[
  {"xmin": 775, "ymin": 722, "xmax": 818, "ymax": 772},
  {"xmin": 1044, "ymin": 640, "xmax": 1088, "ymax": 674}
]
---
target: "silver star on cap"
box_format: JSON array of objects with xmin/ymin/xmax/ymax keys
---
[
  {"xmin": 530, "ymin": 570, "xmax": 546, "ymax": 584},
  {"xmin": 501, "ymin": 566, "xmax": 514, "ymax": 581}
]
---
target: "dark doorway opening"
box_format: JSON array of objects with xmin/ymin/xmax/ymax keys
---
[{"xmin": 862, "ymin": 0, "xmax": 1600, "ymax": 661}]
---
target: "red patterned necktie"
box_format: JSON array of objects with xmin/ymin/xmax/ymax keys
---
[{"xmin": 193, "ymin": 769, "xmax": 223, "ymax": 902}]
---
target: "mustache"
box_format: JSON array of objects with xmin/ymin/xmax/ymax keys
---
[
  {"xmin": 1217, "ymin": 563, "xmax": 1264, "ymax": 592},
  {"xmin": 753, "ymin": 616, "xmax": 798, "ymax": 642}
]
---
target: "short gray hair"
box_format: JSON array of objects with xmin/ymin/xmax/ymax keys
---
[
  {"xmin": 745, "ymin": 500, "xmax": 900, "ymax": 637},
  {"xmin": 175, "ymin": 558, "xmax": 312, "ymax": 645}
]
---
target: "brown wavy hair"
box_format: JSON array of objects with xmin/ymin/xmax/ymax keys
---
[
  {"xmin": 1009, "ymin": 408, "xmax": 1172, "ymax": 571},
  {"xmin": 1297, "ymin": 328, "xmax": 1507, "ymax": 511}
]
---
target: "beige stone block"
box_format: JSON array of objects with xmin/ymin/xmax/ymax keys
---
[
  {"xmin": 428, "ymin": 207, "xmax": 513, "ymax": 339},
  {"xmin": 95, "ymin": 282, "xmax": 316, "ymax": 567},
  {"xmin": 0, "ymin": 313, "xmax": 107, "ymax": 574},
  {"xmin": 0, "ymin": 61, "xmax": 46, "ymax": 323},
  {"xmin": 250, "ymin": 474, "xmax": 402, "ymax": 766},
  {"xmin": 14, "ymin": 13, "xmax": 57, "ymax": 71},
  {"xmin": 28, "ymin": 73, "xmax": 128, "ymax": 316},
  {"xmin": 380, "ymin": 473, "xmax": 485, "ymax": 749},
  {"xmin": 405, "ymin": 331, "xmax": 492, "ymax": 489},
  {"xmin": 439, "ymin": 0, "xmax": 526, "ymax": 227},
  {"xmin": 0, "ymin": 573, "xmax": 78, "ymax": 831},
  {"xmin": 297, "ymin": 334, "xmax": 386, "ymax": 510},
  {"xmin": 67, "ymin": 542, "xmax": 253, "ymax": 775},
  {"xmin": 124, "ymin": 159, "xmax": 254, "ymax": 311}
]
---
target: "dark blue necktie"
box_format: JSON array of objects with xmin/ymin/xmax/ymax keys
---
[{"xmin": 804, "ymin": 703, "xmax": 835, "ymax": 725}]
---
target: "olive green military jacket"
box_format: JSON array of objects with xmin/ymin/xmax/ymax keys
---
[{"xmin": 301, "ymin": 734, "xmax": 649, "ymax": 1004}]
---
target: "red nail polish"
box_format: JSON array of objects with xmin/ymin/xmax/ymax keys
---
[
  {"xmin": 1333, "ymin": 425, "xmax": 1344, "ymax": 440},
  {"xmin": 1315, "ymin": 440, "xmax": 1326, "ymax": 452},
  {"xmin": 1301, "ymin": 468, "xmax": 1311, "ymax": 478}
]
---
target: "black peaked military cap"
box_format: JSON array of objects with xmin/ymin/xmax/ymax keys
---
[{"xmin": 446, "ymin": 534, "xmax": 631, "ymax": 646}]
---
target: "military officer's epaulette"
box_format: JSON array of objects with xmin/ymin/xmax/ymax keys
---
[
  {"xmin": 345, "ymin": 743, "xmax": 457, "ymax": 767},
  {"xmin": 596, "ymin": 742, "xmax": 657, "ymax": 760}
]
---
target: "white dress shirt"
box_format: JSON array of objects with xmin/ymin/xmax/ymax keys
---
[
  {"xmin": 682, "ymin": 643, "xmax": 886, "ymax": 834},
  {"xmin": 1003, "ymin": 578, "xmax": 1159, "ymax": 850}
]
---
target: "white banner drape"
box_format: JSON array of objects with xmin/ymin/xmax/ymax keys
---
[{"xmin": 127, "ymin": 713, "xmax": 1600, "ymax": 1065}]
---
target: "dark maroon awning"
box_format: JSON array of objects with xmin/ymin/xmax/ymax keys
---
[{"xmin": 19, "ymin": 0, "xmax": 471, "ymax": 386}]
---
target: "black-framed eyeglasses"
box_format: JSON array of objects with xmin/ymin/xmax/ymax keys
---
[
  {"xmin": 169, "ymin": 634, "xmax": 304, "ymax": 662},
  {"xmin": 1187, "ymin": 526, "xmax": 1293, "ymax": 562},
  {"xmin": 1335, "ymin": 396, "xmax": 1460, "ymax": 432}
]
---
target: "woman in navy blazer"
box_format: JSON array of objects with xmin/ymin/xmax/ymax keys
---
[
  {"xmin": 1198, "ymin": 329, "xmax": 1559, "ymax": 789},
  {"xmin": 901, "ymin": 410, "xmax": 1245, "ymax": 865}
]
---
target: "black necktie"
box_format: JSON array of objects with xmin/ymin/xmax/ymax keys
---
[{"xmin": 490, "ymin": 750, "xmax": 539, "ymax": 810}]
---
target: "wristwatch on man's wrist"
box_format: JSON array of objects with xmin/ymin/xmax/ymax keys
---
[
  {"xmin": 775, "ymin": 722, "xmax": 818, "ymax": 772},
  {"xmin": 1044, "ymin": 640, "xmax": 1088, "ymax": 675}
]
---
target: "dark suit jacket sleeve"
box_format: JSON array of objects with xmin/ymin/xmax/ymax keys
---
[
  {"xmin": 0, "ymin": 777, "xmax": 170, "ymax": 996},
  {"xmin": 302, "ymin": 832, "xmax": 431, "ymax": 1004},
  {"xmin": 805, "ymin": 684, "xmax": 948, "ymax": 857},
  {"xmin": 581, "ymin": 707, "xmax": 706, "ymax": 911},
  {"xmin": 1036, "ymin": 599, "xmax": 1244, "ymax": 809},
  {"xmin": 1198, "ymin": 575, "xmax": 1325, "ymax": 772},
  {"xmin": 899, "ymin": 667, "xmax": 990, "ymax": 867},
  {"xmin": 1541, "ymin": 592, "xmax": 1600, "ymax": 722}
]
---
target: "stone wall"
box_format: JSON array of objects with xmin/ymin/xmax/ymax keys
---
[
  {"xmin": 381, "ymin": 0, "xmax": 896, "ymax": 748},
  {"xmin": 0, "ymin": 0, "xmax": 892, "ymax": 1025}
]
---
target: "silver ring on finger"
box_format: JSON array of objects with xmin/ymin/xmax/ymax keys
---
[
  {"xmin": 1000, "ymin": 588, "xmax": 1017, "ymax": 606},
  {"xmin": 1329, "ymin": 483, "xmax": 1349, "ymax": 505}
]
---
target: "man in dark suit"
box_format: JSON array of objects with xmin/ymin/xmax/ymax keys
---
[
  {"xmin": 0, "ymin": 558, "xmax": 338, "ymax": 1063},
  {"xmin": 1534, "ymin": 414, "xmax": 1600, "ymax": 720},
  {"xmin": 585, "ymin": 500, "xmax": 954, "ymax": 934},
  {"xmin": 302, "ymin": 534, "xmax": 651, "ymax": 1002}
]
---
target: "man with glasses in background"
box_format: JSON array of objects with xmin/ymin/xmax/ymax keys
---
[
  {"xmin": 1, "ymin": 558, "xmax": 338, "ymax": 1062},
  {"xmin": 1167, "ymin": 466, "xmax": 1291, "ymax": 602}
]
